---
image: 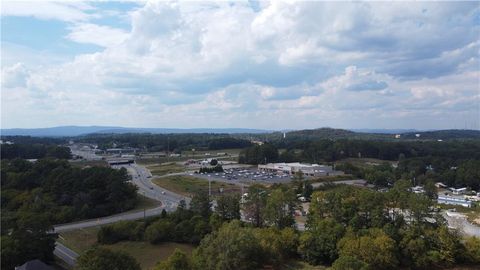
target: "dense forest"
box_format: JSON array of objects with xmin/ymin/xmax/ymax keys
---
[
  {"xmin": 0, "ymin": 136, "xmax": 71, "ymax": 160},
  {"xmin": 239, "ymin": 140, "xmax": 480, "ymax": 189},
  {"xmin": 1, "ymin": 144, "xmax": 71, "ymax": 159},
  {"xmin": 1, "ymin": 159, "xmax": 138, "ymax": 270},
  {"xmin": 77, "ymin": 133, "xmax": 253, "ymax": 152},
  {"xmin": 84, "ymin": 184, "xmax": 480, "ymax": 270}
]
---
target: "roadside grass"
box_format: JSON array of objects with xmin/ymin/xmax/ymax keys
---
[
  {"xmin": 69, "ymin": 159, "xmax": 109, "ymax": 168},
  {"xmin": 131, "ymin": 195, "xmax": 161, "ymax": 212},
  {"xmin": 182, "ymin": 148, "xmax": 242, "ymax": 158},
  {"xmin": 153, "ymin": 175, "xmax": 241, "ymax": 196},
  {"xmin": 306, "ymin": 174, "xmax": 357, "ymax": 184},
  {"xmin": 58, "ymin": 226, "xmax": 194, "ymax": 270},
  {"xmin": 336, "ymin": 157, "xmax": 398, "ymax": 168},
  {"xmin": 105, "ymin": 242, "xmax": 194, "ymax": 270},
  {"xmin": 58, "ymin": 226, "xmax": 100, "ymax": 254},
  {"xmin": 145, "ymin": 162, "xmax": 185, "ymax": 176},
  {"xmin": 137, "ymin": 156, "xmax": 189, "ymax": 164}
]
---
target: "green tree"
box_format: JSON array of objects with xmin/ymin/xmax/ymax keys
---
[
  {"xmin": 145, "ymin": 219, "xmax": 174, "ymax": 244},
  {"xmin": 264, "ymin": 188, "xmax": 297, "ymax": 229},
  {"xmin": 1, "ymin": 211, "xmax": 56, "ymax": 270},
  {"xmin": 331, "ymin": 255, "xmax": 369, "ymax": 270},
  {"xmin": 253, "ymin": 227, "xmax": 299, "ymax": 266},
  {"xmin": 193, "ymin": 221, "xmax": 263, "ymax": 270},
  {"xmin": 215, "ymin": 193, "xmax": 240, "ymax": 220},
  {"xmin": 463, "ymin": 236, "xmax": 480, "ymax": 264},
  {"xmin": 337, "ymin": 228, "xmax": 398, "ymax": 270},
  {"xmin": 299, "ymin": 218, "xmax": 345, "ymax": 265},
  {"xmin": 154, "ymin": 248, "xmax": 192, "ymax": 270},
  {"xmin": 242, "ymin": 184, "xmax": 268, "ymax": 227},
  {"xmin": 76, "ymin": 247, "xmax": 140, "ymax": 270},
  {"xmin": 189, "ymin": 191, "xmax": 212, "ymax": 218}
]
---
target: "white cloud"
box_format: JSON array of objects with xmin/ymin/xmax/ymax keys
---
[
  {"xmin": 1, "ymin": 1, "xmax": 479, "ymax": 129},
  {"xmin": 67, "ymin": 23, "xmax": 129, "ymax": 47},
  {"xmin": 1, "ymin": 63, "xmax": 30, "ymax": 88},
  {"xmin": 1, "ymin": 1, "xmax": 94, "ymax": 22}
]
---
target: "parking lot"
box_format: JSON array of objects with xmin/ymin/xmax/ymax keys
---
[{"xmin": 192, "ymin": 167, "xmax": 295, "ymax": 184}]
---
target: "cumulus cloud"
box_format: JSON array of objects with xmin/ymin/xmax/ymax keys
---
[
  {"xmin": 1, "ymin": 1, "xmax": 479, "ymax": 129},
  {"xmin": 1, "ymin": 63, "xmax": 30, "ymax": 88},
  {"xmin": 66, "ymin": 23, "xmax": 129, "ymax": 47},
  {"xmin": 1, "ymin": 1, "xmax": 94, "ymax": 22}
]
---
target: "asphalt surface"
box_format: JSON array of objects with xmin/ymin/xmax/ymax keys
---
[
  {"xmin": 53, "ymin": 162, "xmax": 188, "ymax": 267},
  {"xmin": 54, "ymin": 242, "xmax": 78, "ymax": 267}
]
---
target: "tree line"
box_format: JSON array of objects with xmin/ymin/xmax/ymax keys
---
[
  {"xmin": 1, "ymin": 158, "xmax": 138, "ymax": 270},
  {"xmin": 77, "ymin": 133, "xmax": 252, "ymax": 152},
  {"xmin": 1, "ymin": 144, "xmax": 71, "ymax": 160},
  {"xmin": 73, "ymin": 180, "xmax": 480, "ymax": 270}
]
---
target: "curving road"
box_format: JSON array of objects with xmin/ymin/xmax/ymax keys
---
[{"xmin": 53, "ymin": 162, "xmax": 188, "ymax": 267}]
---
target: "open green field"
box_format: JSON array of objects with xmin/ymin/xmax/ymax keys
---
[
  {"xmin": 132, "ymin": 195, "xmax": 161, "ymax": 211},
  {"xmin": 58, "ymin": 226, "xmax": 194, "ymax": 270},
  {"xmin": 153, "ymin": 175, "xmax": 241, "ymax": 196},
  {"xmin": 306, "ymin": 174, "xmax": 356, "ymax": 184},
  {"xmin": 336, "ymin": 157, "xmax": 398, "ymax": 168},
  {"xmin": 140, "ymin": 162, "xmax": 186, "ymax": 176},
  {"xmin": 105, "ymin": 242, "xmax": 194, "ymax": 270},
  {"xmin": 181, "ymin": 148, "xmax": 242, "ymax": 158}
]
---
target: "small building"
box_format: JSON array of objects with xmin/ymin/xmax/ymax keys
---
[
  {"xmin": 438, "ymin": 196, "xmax": 472, "ymax": 208},
  {"xmin": 108, "ymin": 159, "xmax": 134, "ymax": 166},
  {"xmin": 15, "ymin": 260, "xmax": 53, "ymax": 270},
  {"xmin": 435, "ymin": 182, "xmax": 447, "ymax": 188},
  {"xmin": 258, "ymin": 162, "xmax": 333, "ymax": 177},
  {"xmin": 411, "ymin": 186, "xmax": 425, "ymax": 194},
  {"xmin": 450, "ymin": 187, "xmax": 468, "ymax": 195}
]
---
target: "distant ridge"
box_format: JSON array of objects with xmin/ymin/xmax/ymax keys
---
[
  {"xmin": 1, "ymin": 126, "xmax": 479, "ymax": 140},
  {"xmin": 0, "ymin": 126, "xmax": 271, "ymax": 137},
  {"xmin": 351, "ymin": 128, "xmax": 419, "ymax": 134}
]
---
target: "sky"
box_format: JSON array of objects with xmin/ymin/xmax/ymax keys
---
[{"xmin": 1, "ymin": 1, "xmax": 479, "ymax": 130}]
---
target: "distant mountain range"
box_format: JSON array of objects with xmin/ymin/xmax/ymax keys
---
[
  {"xmin": 1, "ymin": 126, "xmax": 479, "ymax": 140},
  {"xmin": 0, "ymin": 126, "xmax": 271, "ymax": 137}
]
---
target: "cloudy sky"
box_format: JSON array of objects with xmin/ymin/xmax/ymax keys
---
[{"xmin": 1, "ymin": 1, "xmax": 479, "ymax": 130}]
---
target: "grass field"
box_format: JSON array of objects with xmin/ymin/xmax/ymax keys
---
[
  {"xmin": 140, "ymin": 162, "xmax": 185, "ymax": 176},
  {"xmin": 182, "ymin": 148, "xmax": 242, "ymax": 158},
  {"xmin": 58, "ymin": 226, "xmax": 194, "ymax": 270},
  {"xmin": 153, "ymin": 175, "xmax": 241, "ymax": 196},
  {"xmin": 132, "ymin": 195, "xmax": 161, "ymax": 211},
  {"xmin": 105, "ymin": 242, "xmax": 194, "ymax": 269},
  {"xmin": 306, "ymin": 174, "xmax": 356, "ymax": 184},
  {"xmin": 336, "ymin": 157, "xmax": 398, "ymax": 168}
]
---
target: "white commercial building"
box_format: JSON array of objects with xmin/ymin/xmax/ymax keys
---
[{"xmin": 258, "ymin": 162, "xmax": 333, "ymax": 177}]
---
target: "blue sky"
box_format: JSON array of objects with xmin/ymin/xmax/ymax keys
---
[{"xmin": 1, "ymin": 1, "xmax": 479, "ymax": 130}]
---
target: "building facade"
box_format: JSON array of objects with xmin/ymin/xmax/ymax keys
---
[{"xmin": 258, "ymin": 162, "xmax": 333, "ymax": 177}]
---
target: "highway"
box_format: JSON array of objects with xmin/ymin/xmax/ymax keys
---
[{"xmin": 53, "ymin": 162, "xmax": 188, "ymax": 267}]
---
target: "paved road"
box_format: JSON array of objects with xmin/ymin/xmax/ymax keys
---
[
  {"xmin": 123, "ymin": 163, "xmax": 189, "ymax": 209},
  {"xmin": 54, "ymin": 242, "xmax": 78, "ymax": 267},
  {"xmin": 53, "ymin": 163, "xmax": 188, "ymax": 267},
  {"xmin": 54, "ymin": 206, "xmax": 166, "ymax": 233}
]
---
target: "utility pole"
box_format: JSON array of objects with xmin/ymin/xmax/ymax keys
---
[{"xmin": 209, "ymin": 178, "xmax": 211, "ymax": 197}]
